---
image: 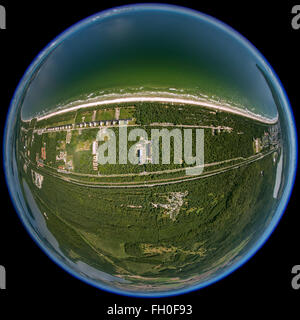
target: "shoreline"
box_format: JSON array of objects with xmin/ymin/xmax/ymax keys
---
[{"xmin": 34, "ymin": 94, "xmax": 278, "ymax": 124}]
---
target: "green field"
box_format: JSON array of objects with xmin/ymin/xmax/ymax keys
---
[{"xmin": 19, "ymin": 149, "xmax": 277, "ymax": 286}]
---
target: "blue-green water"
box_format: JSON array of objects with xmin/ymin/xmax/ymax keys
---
[{"xmin": 21, "ymin": 5, "xmax": 278, "ymax": 120}]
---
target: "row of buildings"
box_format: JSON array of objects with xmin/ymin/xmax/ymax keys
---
[
  {"xmin": 38, "ymin": 119, "xmax": 132, "ymax": 134},
  {"xmin": 253, "ymin": 124, "xmax": 280, "ymax": 154}
]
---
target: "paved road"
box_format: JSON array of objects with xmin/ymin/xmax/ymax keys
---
[{"xmin": 25, "ymin": 148, "xmax": 277, "ymax": 188}]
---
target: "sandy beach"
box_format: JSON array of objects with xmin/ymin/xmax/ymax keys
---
[{"xmin": 36, "ymin": 94, "xmax": 278, "ymax": 124}]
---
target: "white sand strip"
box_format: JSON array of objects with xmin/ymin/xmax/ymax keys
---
[{"xmin": 36, "ymin": 96, "xmax": 278, "ymax": 124}]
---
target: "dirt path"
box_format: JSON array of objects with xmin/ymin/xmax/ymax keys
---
[
  {"xmin": 115, "ymin": 107, "xmax": 120, "ymax": 120},
  {"xmin": 92, "ymin": 110, "xmax": 97, "ymax": 121}
]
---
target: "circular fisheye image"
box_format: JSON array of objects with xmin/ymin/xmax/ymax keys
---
[{"xmin": 3, "ymin": 4, "xmax": 297, "ymax": 297}]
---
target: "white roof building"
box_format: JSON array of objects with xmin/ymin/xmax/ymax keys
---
[{"xmin": 92, "ymin": 141, "xmax": 98, "ymax": 155}]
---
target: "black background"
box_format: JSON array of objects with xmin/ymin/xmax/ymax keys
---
[{"xmin": 0, "ymin": 0, "xmax": 299, "ymax": 316}]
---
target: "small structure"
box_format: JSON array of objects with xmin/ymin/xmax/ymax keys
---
[
  {"xmin": 31, "ymin": 170, "xmax": 44, "ymax": 189},
  {"xmin": 136, "ymin": 138, "xmax": 152, "ymax": 165},
  {"xmin": 92, "ymin": 141, "xmax": 98, "ymax": 155},
  {"xmin": 253, "ymin": 138, "xmax": 262, "ymax": 153},
  {"xmin": 41, "ymin": 145, "xmax": 46, "ymax": 160},
  {"xmin": 92, "ymin": 141, "xmax": 99, "ymax": 171},
  {"xmin": 56, "ymin": 151, "xmax": 66, "ymax": 162}
]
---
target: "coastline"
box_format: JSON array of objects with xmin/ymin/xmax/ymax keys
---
[{"xmin": 33, "ymin": 93, "xmax": 278, "ymax": 125}]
